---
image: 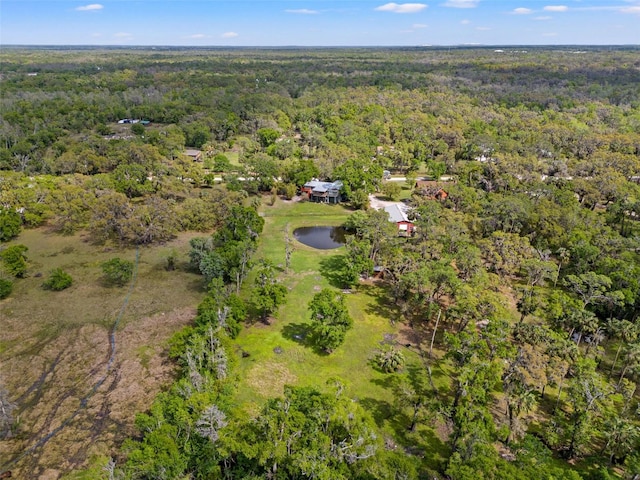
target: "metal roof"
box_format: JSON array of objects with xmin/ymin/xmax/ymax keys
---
[{"xmin": 384, "ymin": 204, "xmax": 409, "ymax": 223}]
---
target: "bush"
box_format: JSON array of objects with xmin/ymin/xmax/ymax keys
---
[
  {"xmin": 212, "ymin": 153, "xmax": 231, "ymax": 172},
  {"xmin": 0, "ymin": 244, "xmax": 28, "ymax": 278},
  {"xmin": 0, "ymin": 209, "xmax": 21, "ymax": 242},
  {"xmin": 372, "ymin": 346, "xmax": 405, "ymax": 373},
  {"xmin": 101, "ymin": 257, "xmax": 134, "ymax": 286},
  {"xmin": 131, "ymin": 123, "xmax": 145, "ymax": 135},
  {"xmin": 0, "ymin": 278, "xmax": 13, "ymax": 299},
  {"xmin": 42, "ymin": 268, "xmax": 73, "ymax": 291}
]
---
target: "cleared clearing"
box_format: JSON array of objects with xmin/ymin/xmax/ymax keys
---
[{"xmin": 0, "ymin": 229, "xmax": 205, "ymax": 478}]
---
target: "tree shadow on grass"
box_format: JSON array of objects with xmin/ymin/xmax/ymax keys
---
[
  {"xmin": 361, "ymin": 283, "xmax": 402, "ymax": 322},
  {"xmin": 318, "ymin": 254, "xmax": 349, "ymax": 289},
  {"xmin": 281, "ymin": 322, "xmax": 312, "ymax": 345},
  {"xmin": 359, "ymin": 397, "xmax": 397, "ymax": 427},
  {"xmin": 416, "ymin": 427, "xmax": 450, "ymax": 473},
  {"xmin": 281, "ymin": 322, "xmax": 329, "ymax": 356}
]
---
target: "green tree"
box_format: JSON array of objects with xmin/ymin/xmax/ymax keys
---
[
  {"xmin": 257, "ymin": 128, "xmax": 279, "ymax": 148},
  {"xmin": 443, "ymin": 321, "xmax": 511, "ymax": 474},
  {"xmin": 309, "ymin": 288, "xmax": 353, "ymax": 353},
  {"xmin": 548, "ymin": 358, "xmax": 613, "ymax": 459},
  {"xmin": 601, "ymin": 417, "xmax": 640, "ymax": 466},
  {"xmin": 101, "ymin": 257, "xmax": 134, "ymax": 286},
  {"xmin": 42, "ymin": 268, "xmax": 73, "ymax": 291},
  {"xmin": 253, "ymin": 260, "xmax": 287, "ymax": 323},
  {"xmin": 111, "ymin": 163, "xmax": 153, "ymax": 198},
  {"xmin": 225, "ymin": 385, "xmax": 379, "ymax": 478},
  {"xmin": 342, "ymin": 237, "xmax": 374, "ymax": 287},
  {"xmin": 0, "ymin": 244, "xmax": 28, "ymax": 278},
  {"xmin": 0, "ymin": 208, "xmax": 21, "ymax": 242},
  {"xmin": 393, "ymin": 370, "xmax": 432, "ymax": 432},
  {"xmin": 282, "ymin": 159, "xmax": 319, "ymax": 187},
  {"xmin": 333, "ymin": 157, "xmax": 383, "ymax": 199},
  {"xmin": 48, "ymin": 183, "xmax": 92, "ymax": 234},
  {"xmin": 373, "ymin": 346, "xmax": 405, "ymax": 373},
  {"xmin": 381, "ymin": 181, "xmax": 401, "ymax": 201},
  {"xmin": 211, "ymin": 153, "xmax": 231, "ymax": 172},
  {"xmin": 244, "ymin": 153, "xmax": 280, "ymax": 191},
  {"xmin": 131, "ymin": 123, "xmax": 145, "ymax": 136}
]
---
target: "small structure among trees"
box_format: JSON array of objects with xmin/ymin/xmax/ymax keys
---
[
  {"xmin": 414, "ymin": 180, "xmax": 449, "ymax": 201},
  {"xmin": 383, "ymin": 204, "xmax": 415, "ymax": 236},
  {"xmin": 184, "ymin": 149, "xmax": 202, "ymax": 162}
]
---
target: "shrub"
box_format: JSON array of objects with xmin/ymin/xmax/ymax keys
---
[
  {"xmin": 42, "ymin": 268, "xmax": 73, "ymax": 291},
  {"xmin": 372, "ymin": 346, "xmax": 405, "ymax": 373},
  {"xmin": 0, "ymin": 278, "xmax": 12, "ymax": 299},
  {"xmin": 131, "ymin": 123, "xmax": 145, "ymax": 135},
  {"xmin": 0, "ymin": 244, "xmax": 28, "ymax": 278},
  {"xmin": 101, "ymin": 257, "xmax": 134, "ymax": 286},
  {"xmin": 0, "ymin": 209, "xmax": 21, "ymax": 242},
  {"xmin": 212, "ymin": 153, "xmax": 231, "ymax": 172}
]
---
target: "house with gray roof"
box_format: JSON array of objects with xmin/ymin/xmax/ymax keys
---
[{"xmin": 301, "ymin": 180, "xmax": 344, "ymax": 204}]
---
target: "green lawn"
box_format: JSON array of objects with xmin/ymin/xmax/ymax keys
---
[{"xmin": 233, "ymin": 198, "xmax": 449, "ymax": 468}]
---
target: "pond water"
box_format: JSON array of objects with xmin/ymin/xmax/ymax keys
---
[{"xmin": 293, "ymin": 226, "xmax": 347, "ymax": 250}]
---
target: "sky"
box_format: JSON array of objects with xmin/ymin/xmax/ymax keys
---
[{"xmin": 1, "ymin": 0, "xmax": 639, "ymax": 46}]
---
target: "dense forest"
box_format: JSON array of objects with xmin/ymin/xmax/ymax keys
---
[{"xmin": 1, "ymin": 46, "xmax": 640, "ymax": 479}]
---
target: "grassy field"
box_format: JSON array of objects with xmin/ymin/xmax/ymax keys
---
[
  {"xmin": 232, "ymin": 198, "xmax": 450, "ymax": 469},
  {"xmin": 0, "ymin": 229, "xmax": 207, "ymax": 478},
  {"xmin": 1, "ymin": 198, "xmax": 451, "ymax": 476}
]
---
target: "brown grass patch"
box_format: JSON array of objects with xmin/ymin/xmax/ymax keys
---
[
  {"xmin": 245, "ymin": 360, "xmax": 298, "ymax": 399},
  {"xmin": 0, "ymin": 229, "xmax": 204, "ymax": 478}
]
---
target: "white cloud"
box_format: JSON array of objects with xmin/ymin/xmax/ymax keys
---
[
  {"xmin": 221, "ymin": 32, "xmax": 238, "ymax": 38},
  {"xmin": 476, "ymin": 26, "xmax": 491, "ymax": 30},
  {"xmin": 412, "ymin": 23, "xmax": 428, "ymax": 28},
  {"xmin": 542, "ymin": 32, "xmax": 558, "ymax": 36},
  {"xmin": 76, "ymin": 3, "xmax": 103, "ymax": 11},
  {"xmin": 114, "ymin": 32, "xmax": 132, "ymax": 38},
  {"xmin": 543, "ymin": 5, "xmax": 568, "ymax": 12},
  {"xmin": 285, "ymin": 9, "xmax": 319, "ymax": 14},
  {"xmin": 512, "ymin": 7, "xmax": 532, "ymax": 14},
  {"xmin": 375, "ymin": 3, "xmax": 428, "ymax": 13},
  {"xmin": 442, "ymin": 0, "xmax": 479, "ymax": 8},
  {"xmin": 189, "ymin": 34, "xmax": 208, "ymax": 39},
  {"xmin": 620, "ymin": 6, "xmax": 640, "ymax": 14},
  {"xmin": 460, "ymin": 19, "xmax": 471, "ymax": 24},
  {"xmin": 534, "ymin": 16, "xmax": 552, "ymax": 20}
]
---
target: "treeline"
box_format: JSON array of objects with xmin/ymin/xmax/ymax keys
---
[{"xmin": 1, "ymin": 47, "xmax": 639, "ymax": 176}]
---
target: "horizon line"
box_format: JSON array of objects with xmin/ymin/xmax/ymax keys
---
[{"xmin": 2, "ymin": 43, "xmax": 639, "ymax": 48}]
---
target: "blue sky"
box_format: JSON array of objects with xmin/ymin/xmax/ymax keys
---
[{"xmin": 1, "ymin": 1, "xmax": 639, "ymax": 46}]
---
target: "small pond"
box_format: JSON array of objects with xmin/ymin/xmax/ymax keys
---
[{"xmin": 293, "ymin": 226, "xmax": 347, "ymax": 250}]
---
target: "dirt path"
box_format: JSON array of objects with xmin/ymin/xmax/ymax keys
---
[{"xmin": 368, "ymin": 194, "xmax": 406, "ymax": 211}]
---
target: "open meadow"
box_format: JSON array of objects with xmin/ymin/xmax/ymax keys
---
[
  {"xmin": 233, "ymin": 199, "xmax": 451, "ymax": 469},
  {"xmin": 0, "ymin": 229, "xmax": 205, "ymax": 478}
]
